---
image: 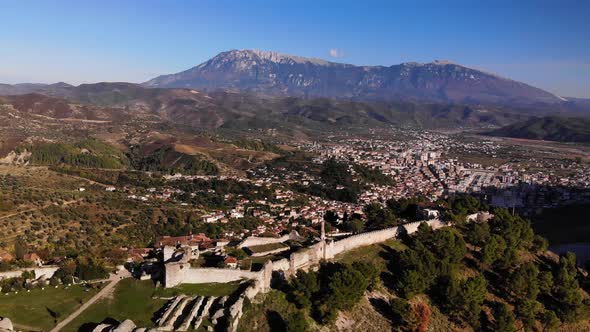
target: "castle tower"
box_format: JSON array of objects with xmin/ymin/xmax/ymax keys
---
[{"xmin": 320, "ymin": 220, "xmax": 327, "ymax": 260}]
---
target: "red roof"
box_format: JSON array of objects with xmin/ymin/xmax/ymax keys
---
[
  {"xmin": 224, "ymin": 256, "xmax": 238, "ymax": 264},
  {"xmin": 23, "ymin": 253, "xmax": 41, "ymax": 262}
]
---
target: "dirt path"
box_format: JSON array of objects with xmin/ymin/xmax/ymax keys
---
[{"xmin": 49, "ymin": 270, "xmax": 131, "ymax": 332}]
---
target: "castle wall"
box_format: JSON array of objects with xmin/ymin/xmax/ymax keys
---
[
  {"xmin": 0, "ymin": 266, "xmax": 59, "ymax": 281},
  {"xmin": 164, "ymin": 264, "xmax": 260, "ymax": 288},
  {"xmin": 237, "ymin": 235, "xmax": 290, "ymax": 248}
]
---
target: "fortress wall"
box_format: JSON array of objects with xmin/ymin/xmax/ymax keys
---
[
  {"xmin": 270, "ymin": 258, "xmax": 290, "ymax": 272},
  {"xmin": 0, "ymin": 266, "xmax": 59, "ymax": 281},
  {"xmin": 328, "ymin": 227, "xmax": 399, "ymax": 258},
  {"xmin": 237, "ymin": 235, "xmax": 290, "ymax": 248},
  {"xmin": 165, "ymin": 218, "xmax": 457, "ymax": 288},
  {"xmin": 250, "ymin": 246, "xmax": 290, "ymax": 257},
  {"xmin": 164, "ymin": 264, "xmax": 260, "ymax": 288}
]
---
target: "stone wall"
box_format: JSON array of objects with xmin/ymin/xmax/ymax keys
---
[
  {"xmin": 237, "ymin": 235, "xmax": 290, "ymax": 249},
  {"xmin": 325, "ymin": 219, "xmax": 445, "ymax": 259},
  {"xmin": 164, "ymin": 264, "xmax": 260, "ymax": 288},
  {"xmin": 0, "ymin": 266, "xmax": 59, "ymax": 281}
]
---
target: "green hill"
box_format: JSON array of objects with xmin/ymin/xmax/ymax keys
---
[{"xmin": 486, "ymin": 116, "xmax": 590, "ymax": 143}]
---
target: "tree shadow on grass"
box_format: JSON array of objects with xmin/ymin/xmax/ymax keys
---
[
  {"xmin": 266, "ymin": 310, "xmax": 287, "ymax": 331},
  {"xmin": 368, "ymin": 297, "xmax": 394, "ymax": 322}
]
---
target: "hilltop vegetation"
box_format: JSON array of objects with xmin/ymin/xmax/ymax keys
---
[
  {"xmin": 20, "ymin": 139, "xmax": 129, "ymax": 169},
  {"xmin": 486, "ymin": 116, "xmax": 590, "ymax": 143},
  {"xmin": 241, "ymin": 206, "xmax": 590, "ymax": 332},
  {"xmin": 128, "ymin": 145, "xmax": 219, "ymax": 175}
]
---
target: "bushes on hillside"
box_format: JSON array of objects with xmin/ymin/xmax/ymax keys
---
[{"xmin": 288, "ymin": 262, "xmax": 378, "ymax": 324}]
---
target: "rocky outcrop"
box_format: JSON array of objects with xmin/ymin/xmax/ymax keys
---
[
  {"xmin": 0, "ymin": 150, "xmax": 31, "ymax": 165},
  {"xmin": 0, "ymin": 318, "xmax": 13, "ymax": 332}
]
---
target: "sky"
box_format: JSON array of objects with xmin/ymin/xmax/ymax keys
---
[{"xmin": 1, "ymin": 0, "xmax": 589, "ymax": 97}]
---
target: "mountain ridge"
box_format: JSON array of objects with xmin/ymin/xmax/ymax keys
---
[{"xmin": 143, "ymin": 49, "xmax": 563, "ymax": 106}]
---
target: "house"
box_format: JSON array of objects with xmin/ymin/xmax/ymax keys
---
[
  {"xmin": 418, "ymin": 208, "xmax": 440, "ymax": 220},
  {"xmin": 105, "ymin": 186, "xmax": 116, "ymax": 192},
  {"xmin": 0, "ymin": 252, "xmax": 14, "ymax": 263},
  {"xmin": 23, "ymin": 253, "xmax": 43, "ymax": 266},
  {"xmin": 127, "ymin": 248, "xmax": 152, "ymax": 263},
  {"xmin": 224, "ymin": 256, "xmax": 238, "ymax": 269},
  {"xmin": 155, "ymin": 234, "xmax": 211, "ymax": 252}
]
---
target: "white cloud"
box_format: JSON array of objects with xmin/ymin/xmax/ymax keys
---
[{"xmin": 328, "ymin": 48, "xmax": 344, "ymax": 58}]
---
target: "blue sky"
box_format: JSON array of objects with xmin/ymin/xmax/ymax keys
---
[{"xmin": 1, "ymin": 0, "xmax": 589, "ymax": 97}]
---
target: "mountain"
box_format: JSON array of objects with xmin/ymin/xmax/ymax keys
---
[
  {"xmin": 485, "ymin": 116, "xmax": 590, "ymax": 143},
  {"xmin": 144, "ymin": 49, "xmax": 563, "ymax": 106}
]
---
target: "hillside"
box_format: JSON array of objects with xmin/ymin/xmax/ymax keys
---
[
  {"xmin": 486, "ymin": 116, "xmax": 590, "ymax": 143},
  {"xmin": 0, "ymin": 83, "xmax": 533, "ymax": 134},
  {"xmin": 239, "ymin": 208, "xmax": 590, "ymax": 332},
  {"xmin": 144, "ymin": 49, "xmax": 563, "ymax": 106}
]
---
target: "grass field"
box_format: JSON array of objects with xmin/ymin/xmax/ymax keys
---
[
  {"xmin": 334, "ymin": 239, "xmax": 407, "ymax": 270},
  {"xmin": 62, "ymin": 279, "xmax": 244, "ymax": 332},
  {"xmin": 152, "ymin": 281, "xmax": 243, "ymax": 298},
  {"xmin": 0, "ymin": 284, "xmax": 101, "ymax": 331},
  {"xmin": 62, "ymin": 279, "xmax": 166, "ymax": 332}
]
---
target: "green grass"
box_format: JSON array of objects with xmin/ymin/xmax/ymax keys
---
[
  {"xmin": 335, "ymin": 239, "xmax": 407, "ymax": 270},
  {"xmin": 62, "ymin": 279, "xmax": 166, "ymax": 332},
  {"xmin": 0, "ymin": 284, "xmax": 101, "ymax": 331},
  {"xmin": 152, "ymin": 281, "xmax": 243, "ymax": 298}
]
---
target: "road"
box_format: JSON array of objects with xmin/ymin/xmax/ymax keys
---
[{"xmin": 49, "ymin": 270, "xmax": 131, "ymax": 332}]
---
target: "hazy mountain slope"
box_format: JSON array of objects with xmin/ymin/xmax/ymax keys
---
[
  {"xmin": 0, "ymin": 83, "xmax": 532, "ymax": 133},
  {"xmin": 144, "ymin": 49, "xmax": 563, "ymax": 106},
  {"xmin": 486, "ymin": 116, "xmax": 590, "ymax": 142}
]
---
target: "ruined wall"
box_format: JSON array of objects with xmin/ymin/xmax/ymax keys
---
[
  {"xmin": 164, "ymin": 264, "xmax": 260, "ymax": 288},
  {"xmin": 0, "ymin": 266, "xmax": 59, "ymax": 280},
  {"xmin": 250, "ymin": 246, "xmax": 289, "ymax": 257},
  {"xmin": 237, "ymin": 235, "xmax": 290, "ymax": 248}
]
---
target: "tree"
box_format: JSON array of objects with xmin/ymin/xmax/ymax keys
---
[
  {"xmin": 494, "ymin": 302, "xmax": 516, "ymax": 332},
  {"xmin": 481, "ymin": 234, "xmax": 506, "ymax": 265},
  {"xmin": 509, "ymin": 262, "xmax": 539, "ymax": 300},
  {"xmin": 344, "ymin": 218, "xmax": 364, "ymax": 234},
  {"xmin": 286, "ymin": 310, "xmax": 309, "ymax": 332},
  {"xmin": 538, "ymin": 270, "xmax": 554, "ymax": 295},
  {"xmin": 323, "ymin": 210, "xmax": 338, "ymax": 224},
  {"xmin": 444, "ymin": 275, "xmax": 487, "ymax": 328},
  {"xmin": 227, "ymin": 248, "xmax": 248, "ymax": 260},
  {"xmin": 540, "ymin": 310, "xmax": 560, "ymax": 332},
  {"xmin": 364, "ymin": 203, "xmax": 398, "ymax": 230},
  {"xmin": 532, "ymin": 235, "xmax": 549, "ymax": 253},
  {"xmin": 390, "ymin": 297, "xmax": 415, "ymax": 331},
  {"xmin": 14, "ymin": 236, "xmax": 27, "ymax": 260},
  {"xmin": 553, "ymin": 252, "xmax": 583, "ymax": 322},
  {"xmin": 291, "ymin": 270, "xmax": 319, "ymax": 309},
  {"xmin": 465, "ymin": 222, "xmax": 490, "ymax": 247},
  {"xmin": 352, "ymin": 261, "xmax": 379, "ymax": 290},
  {"xmin": 515, "ymin": 299, "xmax": 541, "ymax": 331}
]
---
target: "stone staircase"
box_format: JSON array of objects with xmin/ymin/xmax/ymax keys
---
[{"xmin": 156, "ymin": 295, "xmax": 219, "ymax": 331}]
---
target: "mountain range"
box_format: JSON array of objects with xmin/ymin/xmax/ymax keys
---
[
  {"xmin": 1, "ymin": 49, "xmax": 589, "ymax": 142},
  {"xmin": 143, "ymin": 49, "xmax": 566, "ymax": 106}
]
